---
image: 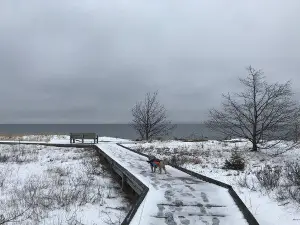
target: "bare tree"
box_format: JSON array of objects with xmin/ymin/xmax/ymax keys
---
[
  {"xmin": 131, "ymin": 92, "xmax": 175, "ymax": 140},
  {"xmin": 290, "ymin": 110, "xmax": 300, "ymax": 143},
  {"xmin": 206, "ymin": 66, "xmax": 300, "ymax": 151}
]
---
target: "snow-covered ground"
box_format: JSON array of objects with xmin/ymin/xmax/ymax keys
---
[
  {"xmin": 0, "ymin": 143, "xmax": 131, "ymax": 225},
  {"xmin": 124, "ymin": 140, "xmax": 300, "ymax": 225},
  {"xmin": 2, "ymin": 135, "xmax": 300, "ymax": 224}
]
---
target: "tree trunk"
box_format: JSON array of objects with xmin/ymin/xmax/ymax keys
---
[
  {"xmin": 145, "ymin": 132, "xmax": 149, "ymax": 141},
  {"xmin": 251, "ymin": 140, "xmax": 258, "ymax": 151},
  {"xmin": 296, "ymin": 125, "xmax": 298, "ymax": 142}
]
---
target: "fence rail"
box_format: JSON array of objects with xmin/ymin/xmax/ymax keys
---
[{"xmin": 92, "ymin": 145, "xmax": 149, "ymax": 225}]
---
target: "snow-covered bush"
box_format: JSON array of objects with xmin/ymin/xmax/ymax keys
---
[
  {"xmin": 255, "ymin": 165, "xmax": 282, "ymax": 191},
  {"xmin": 285, "ymin": 162, "xmax": 300, "ymax": 186},
  {"xmin": 0, "ymin": 154, "xmax": 9, "ymax": 163},
  {"xmin": 287, "ymin": 187, "xmax": 300, "ymax": 204},
  {"xmin": 275, "ymin": 186, "xmax": 289, "ymax": 202},
  {"xmin": 170, "ymin": 155, "xmax": 189, "ymax": 166},
  {"xmin": 223, "ymin": 151, "xmax": 245, "ymax": 170},
  {"xmin": 236, "ymin": 173, "xmax": 257, "ymax": 191}
]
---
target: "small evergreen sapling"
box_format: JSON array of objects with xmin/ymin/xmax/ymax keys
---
[{"xmin": 223, "ymin": 151, "xmax": 245, "ymax": 170}]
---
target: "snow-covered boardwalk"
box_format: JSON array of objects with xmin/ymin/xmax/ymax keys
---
[{"xmin": 97, "ymin": 142, "xmax": 248, "ymax": 225}]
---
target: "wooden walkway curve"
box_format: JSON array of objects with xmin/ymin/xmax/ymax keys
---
[{"xmin": 97, "ymin": 143, "xmax": 248, "ymax": 225}]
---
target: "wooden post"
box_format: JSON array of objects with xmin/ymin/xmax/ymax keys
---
[{"xmin": 122, "ymin": 175, "xmax": 125, "ymax": 191}]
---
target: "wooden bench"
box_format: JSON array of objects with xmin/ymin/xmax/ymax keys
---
[{"xmin": 70, "ymin": 133, "xmax": 99, "ymax": 144}]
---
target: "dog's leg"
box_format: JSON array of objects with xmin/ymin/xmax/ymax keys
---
[
  {"xmin": 160, "ymin": 161, "xmax": 167, "ymax": 174},
  {"xmin": 159, "ymin": 161, "xmax": 165, "ymax": 174},
  {"xmin": 163, "ymin": 166, "xmax": 167, "ymax": 174}
]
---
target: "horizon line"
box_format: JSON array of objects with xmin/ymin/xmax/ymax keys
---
[{"xmin": 0, "ymin": 122, "xmax": 206, "ymax": 125}]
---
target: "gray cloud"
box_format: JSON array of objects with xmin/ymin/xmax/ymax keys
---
[{"xmin": 0, "ymin": 0, "xmax": 299, "ymax": 123}]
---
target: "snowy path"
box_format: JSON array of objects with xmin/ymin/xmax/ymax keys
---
[{"xmin": 97, "ymin": 143, "xmax": 248, "ymax": 225}]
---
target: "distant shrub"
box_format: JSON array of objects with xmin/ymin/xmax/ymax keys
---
[
  {"xmin": 275, "ymin": 186, "xmax": 289, "ymax": 202},
  {"xmin": 223, "ymin": 151, "xmax": 245, "ymax": 171},
  {"xmin": 285, "ymin": 162, "xmax": 300, "ymax": 186},
  {"xmin": 287, "ymin": 187, "xmax": 300, "ymax": 204},
  {"xmin": 170, "ymin": 155, "xmax": 189, "ymax": 167},
  {"xmin": 0, "ymin": 154, "xmax": 9, "ymax": 163},
  {"xmin": 222, "ymin": 142, "xmax": 229, "ymax": 147},
  {"xmin": 255, "ymin": 165, "xmax": 282, "ymax": 191}
]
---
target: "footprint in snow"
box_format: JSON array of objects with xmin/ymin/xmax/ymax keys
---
[
  {"xmin": 201, "ymin": 192, "xmax": 209, "ymax": 203},
  {"xmin": 212, "ymin": 217, "xmax": 220, "ymax": 225}
]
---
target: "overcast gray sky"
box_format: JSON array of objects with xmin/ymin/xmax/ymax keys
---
[{"xmin": 0, "ymin": 0, "xmax": 299, "ymax": 123}]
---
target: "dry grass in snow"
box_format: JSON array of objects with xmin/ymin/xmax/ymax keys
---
[
  {"xmin": 0, "ymin": 144, "xmax": 131, "ymax": 225},
  {"xmin": 0, "ymin": 135, "xmax": 69, "ymax": 143}
]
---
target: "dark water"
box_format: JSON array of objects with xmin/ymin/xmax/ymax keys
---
[{"xmin": 0, "ymin": 124, "xmax": 223, "ymax": 140}]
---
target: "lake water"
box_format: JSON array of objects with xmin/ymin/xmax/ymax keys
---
[{"xmin": 0, "ymin": 124, "xmax": 224, "ymax": 140}]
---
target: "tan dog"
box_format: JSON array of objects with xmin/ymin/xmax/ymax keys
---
[
  {"xmin": 156, "ymin": 159, "xmax": 167, "ymax": 174},
  {"xmin": 147, "ymin": 156, "xmax": 167, "ymax": 174}
]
